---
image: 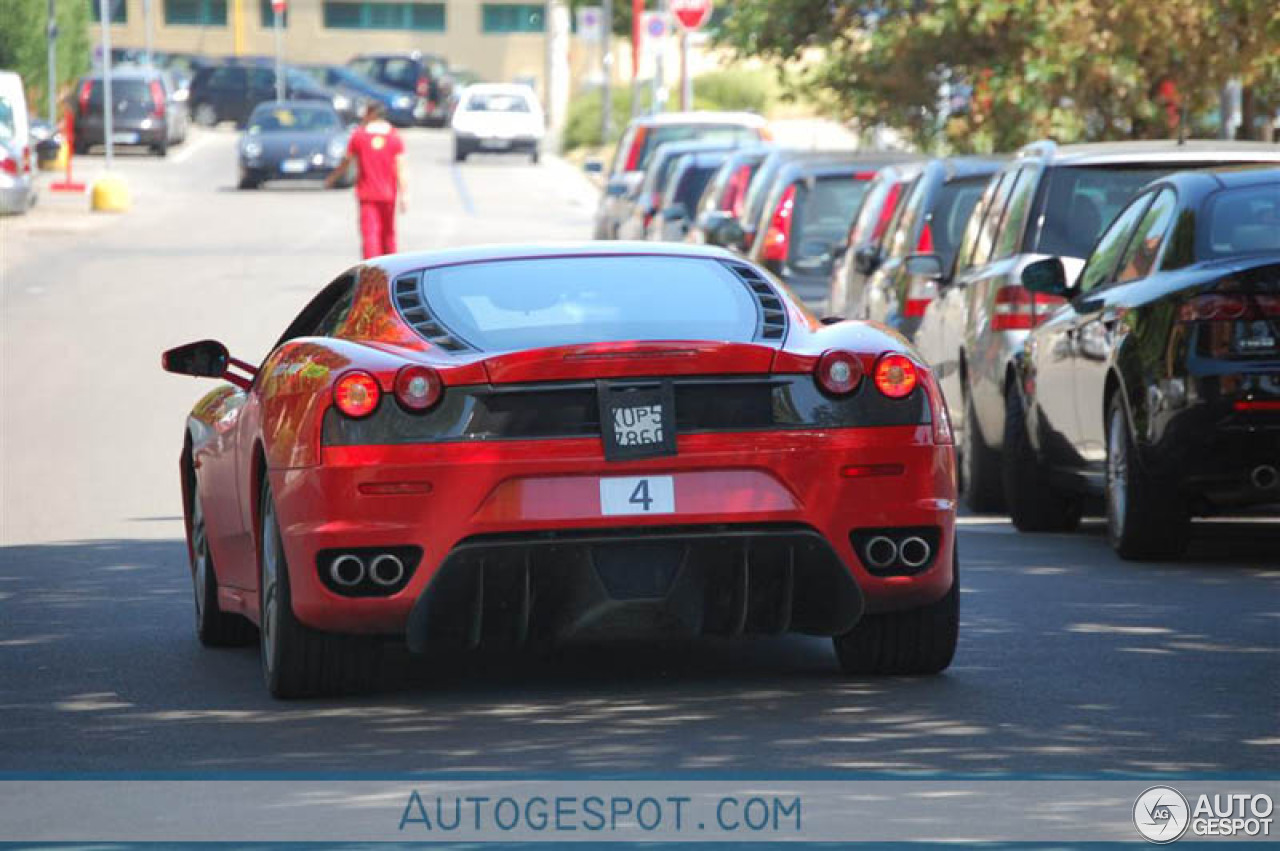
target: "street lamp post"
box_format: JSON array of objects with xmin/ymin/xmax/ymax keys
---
[
  {"xmin": 143, "ymin": 0, "xmax": 154, "ymax": 68},
  {"xmin": 272, "ymin": 0, "xmax": 286, "ymax": 102},
  {"xmin": 46, "ymin": 0, "xmax": 58, "ymax": 124},
  {"xmin": 601, "ymin": 0, "xmax": 612, "ymax": 145},
  {"xmin": 99, "ymin": 0, "xmax": 115, "ymax": 171}
]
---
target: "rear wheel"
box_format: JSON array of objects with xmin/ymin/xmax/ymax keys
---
[
  {"xmin": 453, "ymin": 142, "xmax": 468, "ymax": 163},
  {"xmin": 194, "ymin": 103, "xmax": 218, "ymax": 127},
  {"xmin": 238, "ymin": 174, "xmax": 260, "ymax": 190},
  {"xmin": 190, "ymin": 481, "xmax": 256, "ymax": 647},
  {"xmin": 530, "ymin": 147, "xmax": 540, "ymax": 165},
  {"xmin": 1003, "ymin": 383, "xmax": 1081, "ymax": 532},
  {"xmin": 962, "ymin": 389, "xmax": 1004, "ymax": 512},
  {"xmin": 259, "ymin": 480, "xmax": 379, "ymax": 698},
  {"xmin": 833, "ymin": 552, "xmax": 959, "ymax": 675},
  {"xmin": 151, "ymin": 140, "xmax": 168, "ymax": 157},
  {"xmin": 1106, "ymin": 396, "xmax": 1189, "ymax": 560}
]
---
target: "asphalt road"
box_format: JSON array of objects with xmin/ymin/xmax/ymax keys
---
[{"xmin": 0, "ymin": 129, "xmax": 1277, "ymax": 775}]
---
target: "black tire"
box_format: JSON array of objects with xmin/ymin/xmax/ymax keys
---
[
  {"xmin": 1105, "ymin": 395, "xmax": 1189, "ymax": 560},
  {"xmin": 259, "ymin": 479, "xmax": 379, "ymax": 698},
  {"xmin": 194, "ymin": 103, "xmax": 218, "ymax": 127},
  {"xmin": 151, "ymin": 141, "xmax": 168, "ymax": 157},
  {"xmin": 530, "ymin": 148, "xmax": 540, "ymax": 165},
  {"xmin": 73, "ymin": 140, "xmax": 89, "ymax": 156},
  {"xmin": 238, "ymin": 175, "xmax": 260, "ymax": 190},
  {"xmin": 962, "ymin": 389, "xmax": 1005, "ymax": 512},
  {"xmin": 189, "ymin": 475, "xmax": 256, "ymax": 647},
  {"xmin": 453, "ymin": 143, "xmax": 467, "ymax": 163},
  {"xmin": 1002, "ymin": 383, "xmax": 1081, "ymax": 532},
  {"xmin": 834, "ymin": 551, "xmax": 959, "ymax": 675}
]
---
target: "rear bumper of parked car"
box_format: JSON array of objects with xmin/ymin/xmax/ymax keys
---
[
  {"xmin": 74, "ymin": 119, "xmax": 167, "ymax": 148},
  {"xmin": 0, "ymin": 178, "xmax": 35, "ymax": 214},
  {"xmin": 267, "ymin": 427, "xmax": 958, "ymax": 644},
  {"xmin": 454, "ymin": 131, "xmax": 539, "ymax": 154},
  {"xmin": 241, "ymin": 156, "xmax": 342, "ymax": 182}
]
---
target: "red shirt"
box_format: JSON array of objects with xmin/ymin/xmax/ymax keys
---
[{"xmin": 346, "ymin": 121, "xmax": 404, "ymax": 203}]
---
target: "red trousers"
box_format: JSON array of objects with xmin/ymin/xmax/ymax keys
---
[{"xmin": 359, "ymin": 200, "xmax": 397, "ymax": 259}]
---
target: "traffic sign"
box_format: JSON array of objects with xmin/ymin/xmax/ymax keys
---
[
  {"xmin": 271, "ymin": 0, "xmax": 286, "ymax": 12},
  {"xmin": 671, "ymin": 0, "xmax": 712, "ymax": 30}
]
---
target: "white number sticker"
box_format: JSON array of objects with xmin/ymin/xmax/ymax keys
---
[{"xmin": 599, "ymin": 476, "xmax": 675, "ymax": 516}]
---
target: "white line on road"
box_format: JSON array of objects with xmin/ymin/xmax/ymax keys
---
[{"xmin": 171, "ymin": 132, "xmax": 214, "ymax": 165}]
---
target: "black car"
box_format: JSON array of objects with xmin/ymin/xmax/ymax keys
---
[
  {"xmin": 616, "ymin": 139, "xmax": 741, "ymax": 241},
  {"xmin": 70, "ymin": 68, "xmax": 183, "ymax": 156},
  {"xmin": 299, "ymin": 64, "xmax": 417, "ymax": 127},
  {"xmin": 191, "ymin": 63, "xmax": 352, "ymax": 128},
  {"xmin": 1007, "ymin": 166, "xmax": 1280, "ymax": 559},
  {"xmin": 648, "ymin": 150, "xmax": 731, "ymax": 242},
  {"xmin": 347, "ymin": 52, "xmax": 451, "ymax": 126},
  {"xmin": 854, "ymin": 157, "xmax": 1003, "ymax": 339},
  {"xmin": 237, "ymin": 101, "xmax": 351, "ymax": 190},
  {"xmin": 687, "ymin": 145, "xmax": 774, "ymax": 245}
]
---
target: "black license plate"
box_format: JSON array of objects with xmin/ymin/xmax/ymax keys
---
[{"xmin": 597, "ymin": 381, "xmax": 676, "ymax": 462}]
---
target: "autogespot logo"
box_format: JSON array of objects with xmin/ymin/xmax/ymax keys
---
[{"xmin": 1134, "ymin": 786, "xmax": 1190, "ymax": 844}]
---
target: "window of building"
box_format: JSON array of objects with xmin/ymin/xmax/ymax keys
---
[
  {"xmin": 164, "ymin": 0, "xmax": 227, "ymax": 26},
  {"xmin": 482, "ymin": 3, "xmax": 545, "ymax": 33},
  {"xmin": 91, "ymin": 0, "xmax": 128, "ymax": 23},
  {"xmin": 322, "ymin": 2, "xmax": 445, "ymax": 31},
  {"xmin": 259, "ymin": 0, "xmax": 288, "ymax": 27}
]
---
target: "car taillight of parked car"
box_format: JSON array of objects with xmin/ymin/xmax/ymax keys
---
[
  {"xmin": 723, "ymin": 164, "xmax": 752, "ymax": 217},
  {"xmin": 623, "ymin": 126, "xmax": 649, "ymax": 172},
  {"xmin": 0, "ymin": 150, "xmax": 17, "ymax": 177},
  {"xmin": 761, "ymin": 183, "xmax": 797, "ymax": 263},
  {"xmin": 873, "ymin": 353, "xmax": 919, "ymax": 399},
  {"xmin": 992, "ymin": 284, "xmax": 1064, "ymax": 331},
  {"xmin": 416, "ymin": 77, "xmax": 429, "ymax": 97},
  {"xmin": 871, "ymin": 182, "xmax": 904, "ymax": 242},
  {"xmin": 149, "ymin": 80, "xmax": 166, "ymax": 118},
  {"xmin": 903, "ymin": 223, "xmax": 939, "ymax": 318},
  {"xmin": 1179, "ymin": 292, "xmax": 1280, "ymax": 357}
]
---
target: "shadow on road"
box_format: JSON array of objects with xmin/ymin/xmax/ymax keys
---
[{"xmin": 0, "ymin": 525, "xmax": 1275, "ymax": 774}]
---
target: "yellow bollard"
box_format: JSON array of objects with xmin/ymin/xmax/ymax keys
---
[{"xmin": 90, "ymin": 172, "xmax": 132, "ymax": 212}]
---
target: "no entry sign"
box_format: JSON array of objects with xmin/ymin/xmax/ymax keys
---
[{"xmin": 671, "ymin": 0, "xmax": 712, "ymax": 31}]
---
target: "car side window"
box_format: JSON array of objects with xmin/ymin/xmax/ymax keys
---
[
  {"xmin": 1116, "ymin": 188, "xmax": 1177, "ymax": 283},
  {"xmin": 954, "ymin": 175, "xmax": 1000, "ymax": 275},
  {"xmin": 993, "ymin": 166, "xmax": 1039, "ymax": 259},
  {"xmin": 208, "ymin": 67, "xmax": 245, "ymax": 90},
  {"xmin": 276, "ymin": 274, "xmax": 358, "ymax": 347},
  {"xmin": 248, "ymin": 68, "xmax": 273, "ymax": 90},
  {"xmin": 970, "ymin": 170, "xmax": 1013, "ymax": 269},
  {"xmin": 384, "ymin": 59, "xmax": 417, "ymax": 88},
  {"xmin": 886, "ymin": 176, "xmax": 928, "ymax": 259},
  {"xmin": 1076, "ymin": 194, "xmax": 1154, "ymax": 294},
  {"xmin": 349, "ymin": 59, "xmax": 375, "ymax": 77}
]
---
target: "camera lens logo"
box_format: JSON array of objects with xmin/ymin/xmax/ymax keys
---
[{"xmin": 1134, "ymin": 786, "xmax": 1190, "ymax": 844}]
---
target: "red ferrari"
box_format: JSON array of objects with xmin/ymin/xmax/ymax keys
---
[{"xmin": 163, "ymin": 244, "xmax": 959, "ymax": 697}]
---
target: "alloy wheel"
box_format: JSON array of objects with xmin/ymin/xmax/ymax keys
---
[
  {"xmin": 1107, "ymin": 406, "xmax": 1128, "ymax": 539},
  {"xmin": 191, "ymin": 494, "xmax": 208, "ymax": 624},
  {"xmin": 260, "ymin": 502, "xmax": 280, "ymax": 674}
]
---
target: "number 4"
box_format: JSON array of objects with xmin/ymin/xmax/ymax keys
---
[{"xmin": 629, "ymin": 479, "xmax": 654, "ymax": 511}]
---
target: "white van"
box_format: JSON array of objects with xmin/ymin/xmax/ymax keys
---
[{"xmin": 0, "ymin": 70, "xmax": 37, "ymax": 215}]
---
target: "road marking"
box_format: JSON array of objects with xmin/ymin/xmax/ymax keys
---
[
  {"xmin": 449, "ymin": 163, "xmax": 476, "ymax": 216},
  {"xmin": 171, "ymin": 132, "xmax": 213, "ymax": 165}
]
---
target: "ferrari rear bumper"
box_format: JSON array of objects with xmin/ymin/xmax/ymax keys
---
[{"xmin": 269, "ymin": 426, "xmax": 956, "ymax": 640}]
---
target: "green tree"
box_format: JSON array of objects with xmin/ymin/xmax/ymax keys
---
[
  {"xmin": 0, "ymin": 0, "xmax": 91, "ymax": 122},
  {"xmin": 715, "ymin": 0, "xmax": 1280, "ymax": 151}
]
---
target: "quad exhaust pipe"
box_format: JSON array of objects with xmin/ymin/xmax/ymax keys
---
[
  {"xmin": 330, "ymin": 554, "xmax": 365, "ymax": 588},
  {"xmin": 898, "ymin": 536, "xmax": 932, "ymax": 569},
  {"xmin": 369, "ymin": 553, "xmax": 406, "ymax": 587},
  {"xmin": 864, "ymin": 536, "xmax": 898, "ymax": 570},
  {"xmin": 1252, "ymin": 465, "xmax": 1279, "ymax": 491}
]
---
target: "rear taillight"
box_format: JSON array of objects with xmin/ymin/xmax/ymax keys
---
[
  {"xmin": 921, "ymin": 372, "xmax": 954, "ymax": 445},
  {"xmin": 394, "ymin": 365, "xmax": 441, "ymax": 412},
  {"xmin": 334, "ymin": 371, "xmax": 381, "ymax": 418},
  {"xmin": 992, "ymin": 285, "xmax": 1064, "ymax": 331},
  {"xmin": 872, "ymin": 182, "xmax": 903, "ymax": 242},
  {"xmin": 0, "ymin": 151, "xmax": 16, "ymax": 177},
  {"xmin": 416, "ymin": 77, "xmax": 429, "ymax": 97},
  {"xmin": 815, "ymin": 350, "xmax": 864, "ymax": 396},
  {"xmin": 917, "ymin": 222, "xmax": 934, "ymax": 254},
  {"xmin": 873, "ymin": 353, "xmax": 919, "ymax": 399},
  {"xmin": 149, "ymin": 80, "xmax": 166, "ymax": 117},
  {"xmin": 623, "ymin": 126, "xmax": 648, "ymax": 172},
  {"xmin": 761, "ymin": 183, "xmax": 796, "ymax": 263},
  {"xmin": 903, "ymin": 224, "xmax": 939, "ymax": 317},
  {"xmin": 723, "ymin": 164, "xmax": 752, "ymax": 216},
  {"xmin": 1179, "ymin": 293, "xmax": 1280, "ymax": 321},
  {"xmin": 78, "ymin": 80, "xmax": 93, "ymax": 114}
]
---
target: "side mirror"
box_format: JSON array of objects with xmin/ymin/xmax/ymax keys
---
[
  {"xmin": 819, "ymin": 315, "xmax": 844, "ymax": 326},
  {"xmin": 854, "ymin": 244, "xmax": 881, "ymax": 276},
  {"xmin": 661, "ymin": 203, "xmax": 688, "ymax": 222},
  {"xmin": 1021, "ymin": 257, "xmax": 1068, "ymax": 296},
  {"xmin": 604, "ymin": 177, "xmax": 630, "ymax": 198},
  {"xmin": 830, "ymin": 241, "xmax": 849, "ymax": 261},
  {"xmin": 719, "ymin": 219, "xmax": 746, "ymax": 250},
  {"xmin": 162, "ymin": 340, "xmax": 229, "ymax": 378},
  {"xmin": 904, "ymin": 252, "xmax": 945, "ymax": 280},
  {"xmin": 583, "ymin": 158, "xmax": 604, "ymax": 175}
]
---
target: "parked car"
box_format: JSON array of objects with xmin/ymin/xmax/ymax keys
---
[
  {"xmin": 687, "ymin": 146, "xmax": 775, "ymax": 245},
  {"xmin": 71, "ymin": 68, "xmax": 183, "ymax": 156},
  {"xmin": 592, "ymin": 111, "xmax": 769, "ymax": 240},
  {"xmin": 445, "ymin": 66, "xmax": 482, "ymax": 118},
  {"xmin": 190, "ymin": 63, "xmax": 350, "ymax": 128},
  {"xmin": 0, "ymin": 70, "xmax": 35, "ymax": 215},
  {"xmin": 717, "ymin": 148, "xmax": 851, "ymax": 254},
  {"xmin": 299, "ymin": 64, "xmax": 416, "ymax": 127},
  {"xmin": 827, "ymin": 161, "xmax": 925, "ymax": 322},
  {"xmin": 237, "ymin": 101, "xmax": 351, "ymax": 190},
  {"xmin": 915, "ymin": 140, "xmax": 1280, "ymax": 513},
  {"xmin": 161, "ymin": 243, "xmax": 960, "ymax": 696},
  {"xmin": 854, "ymin": 157, "xmax": 1002, "ymax": 340},
  {"xmin": 1005, "ymin": 166, "xmax": 1280, "ymax": 558},
  {"xmin": 747, "ymin": 156, "xmax": 912, "ymax": 311},
  {"xmin": 450, "ymin": 83, "xmax": 544, "ymax": 163},
  {"xmin": 617, "ymin": 140, "xmax": 741, "ymax": 241},
  {"xmin": 347, "ymin": 52, "xmax": 451, "ymax": 126},
  {"xmin": 648, "ymin": 150, "xmax": 731, "ymax": 241}
]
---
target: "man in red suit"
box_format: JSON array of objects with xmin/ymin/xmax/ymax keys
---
[{"xmin": 327, "ymin": 102, "xmax": 408, "ymax": 258}]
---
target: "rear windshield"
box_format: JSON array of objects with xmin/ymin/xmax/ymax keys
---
[
  {"xmin": 634, "ymin": 124, "xmax": 756, "ymax": 171},
  {"xmin": 248, "ymin": 105, "xmax": 338, "ymax": 132},
  {"xmin": 1202, "ymin": 184, "xmax": 1280, "ymax": 259},
  {"xmin": 931, "ymin": 178, "xmax": 989, "ymax": 268},
  {"xmin": 86, "ymin": 79, "xmax": 151, "ymax": 106},
  {"xmin": 668, "ymin": 162, "xmax": 721, "ymax": 211},
  {"xmin": 464, "ymin": 92, "xmax": 532, "ymax": 113},
  {"xmin": 1035, "ymin": 166, "xmax": 1177, "ymax": 259},
  {"xmin": 425, "ymin": 257, "xmax": 760, "ymax": 351},
  {"xmin": 789, "ymin": 176, "xmax": 872, "ymax": 267}
]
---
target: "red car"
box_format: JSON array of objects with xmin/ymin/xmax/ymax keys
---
[{"xmin": 163, "ymin": 244, "xmax": 959, "ymax": 697}]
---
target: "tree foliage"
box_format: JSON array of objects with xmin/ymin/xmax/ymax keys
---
[
  {"xmin": 0, "ymin": 0, "xmax": 91, "ymax": 122},
  {"xmin": 716, "ymin": 0, "xmax": 1280, "ymax": 151}
]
